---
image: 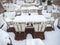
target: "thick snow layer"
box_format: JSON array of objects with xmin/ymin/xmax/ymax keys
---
[
  {"xmin": 0, "ymin": 18, "xmax": 60, "ymax": 45},
  {"xmin": 10, "ymin": 18, "xmax": 60, "ymax": 45},
  {"xmin": 0, "ymin": 29, "xmax": 10, "ymax": 45},
  {"xmin": 44, "ymin": 30, "xmax": 60, "ymax": 45},
  {"xmin": 43, "ymin": 18, "xmax": 60, "ymax": 45}
]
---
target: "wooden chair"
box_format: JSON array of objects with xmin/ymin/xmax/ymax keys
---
[
  {"xmin": 4, "ymin": 12, "xmax": 16, "ymax": 28},
  {"xmin": 13, "ymin": 22, "xmax": 21, "ymax": 33},
  {"xmin": 4, "ymin": 12, "xmax": 16, "ymax": 18},
  {"xmin": 33, "ymin": 23, "xmax": 39, "ymax": 32},
  {"xmin": 21, "ymin": 10, "xmax": 29, "ymax": 15},
  {"xmin": 13, "ymin": 22, "xmax": 27, "ymax": 33},
  {"xmin": 33, "ymin": 22, "xmax": 47, "ymax": 32},
  {"xmin": 0, "ymin": 18, "xmax": 7, "ymax": 31},
  {"xmin": 47, "ymin": 5, "xmax": 53, "ymax": 13},
  {"xmin": 39, "ymin": 22, "xmax": 46, "ymax": 32},
  {"xmin": 30, "ymin": 9, "xmax": 38, "ymax": 15}
]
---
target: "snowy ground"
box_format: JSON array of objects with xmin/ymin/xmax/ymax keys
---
[
  {"xmin": 7, "ymin": 19, "xmax": 60, "ymax": 45},
  {"xmin": 0, "ymin": 18, "xmax": 60, "ymax": 45}
]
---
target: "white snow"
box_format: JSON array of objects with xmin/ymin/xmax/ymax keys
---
[
  {"xmin": 0, "ymin": 29, "xmax": 10, "ymax": 45},
  {"xmin": 9, "ymin": 18, "xmax": 60, "ymax": 45},
  {"xmin": 0, "ymin": 18, "xmax": 60, "ymax": 45},
  {"xmin": 43, "ymin": 18, "xmax": 60, "ymax": 45}
]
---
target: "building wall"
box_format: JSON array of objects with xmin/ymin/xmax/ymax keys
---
[{"xmin": 53, "ymin": 0, "xmax": 60, "ymax": 2}]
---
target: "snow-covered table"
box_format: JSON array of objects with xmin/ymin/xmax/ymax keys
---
[{"xmin": 13, "ymin": 15, "xmax": 47, "ymax": 23}]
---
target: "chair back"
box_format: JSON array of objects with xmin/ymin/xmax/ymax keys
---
[
  {"xmin": 0, "ymin": 18, "xmax": 7, "ymax": 31},
  {"xmin": 47, "ymin": 5, "xmax": 53, "ymax": 13},
  {"xmin": 43, "ymin": 13, "xmax": 51, "ymax": 19},
  {"xmin": 25, "ymin": 0, "xmax": 35, "ymax": 3},
  {"xmin": 4, "ymin": 12, "xmax": 16, "ymax": 18},
  {"xmin": 58, "ymin": 17, "xmax": 60, "ymax": 27},
  {"xmin": 52, "ymin": 13, "xmax": 59, "ymax": 19},
  {"xmin": 39, "ymin": 22, "xmax": 46, "ymax": 32},
  {"xmin": 33, "ymin": 23, "xmax": 39, "ymax": 32},
  {"xmin": 21, "ymin": 23, "xmax": 27, "ymax": 32},
  {"xmin": 13, "ymin": 22, "xmax": 27, "ymax": 32},
  {"xmin": 13, "ymin": 22, "xmax": 21, "ymax": 32},
  {"xmin": 30, "ymin": 9, "xmax": 38, "ymax": 15},
  {"xmin": 33, "ymin": 22, "xmax": 46, "ymax": 32}
]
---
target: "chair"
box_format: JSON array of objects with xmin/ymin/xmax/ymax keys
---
[
  {"xmin": 51, "ymin": 5, "xmax": 60, "ymax": 20},
  {"xmin": 54, "ymin": 18, "xmax": 59, "ymax": 30},
  {"xmin": 4, "ymin": 12, "xmax": 16, "ymax": 28},
  {"xmin": 21, "ymin": 10, "xmax": 29, "ymax": 15},
  {"xmin": 47, "ymin": 5, "xmax": 53, "ymax": 13},
  {"xmin": 4, "ymin": 11, "xmax": 16, "ymax": 18},
  {"xmin": 46, "ymin": 18, "xmax": 54, "ymax": 27},
  {"xmin": 58, "ymin": 6, "xmax": 60, "ymax": 12},
  {"xmin": 43, "ymin": 13, "xmax": 51, "ymax": 19},
  {"xmin": 21, "ymin": 23, "xmax": 27, "ymax": 32},
  {"xmin": 13, "ymin": 22, "xmax": 21, "ymax": 33},
  {"xmin": 16, "ymin": 0, "xmax": 24, "ymax": 6},
  {"xmin": 2, "ymin": 3, "xmax": 9, "ymax": 10},
  {"xmin": 30, "ymin": 9, "xmax": 38, "ymax": 15},
  {"xmin": 33, "ymin": 22, "xmax": 47, "ymax": 32},
  {"xmin": 15, "ymin": 10, "xmax": 21, "ymax": 16},
  {"xmin": 42, "ymin": 10, "xmax": 47, "ymax": 15},
  {"xmin": 0, "ymin": 18, "xmax": 7, "ymax": 31},
  {"xmin": 13, "ymin": 22, "xmax": 27, "ymax": 32},
  {"xmin": 6, "ymin": 3, "xmax": 15, "ymax": 11},
  {"xmin": 33, "ymin": 23, "xmax": 39, "ymax": 32},
  {"xmin": 53, "ymin": 5, "xmax": 58, "ymax": 10},
  {"xmin": 39, "ymin": 22, "xmax": 47, "ymax": 32},
  {"xmin": 57, "ymin": 17, "xmax": 60, "ymax": 28},
  {"xmin": 1, "ymin": 0, "xmax": 7, "ymax": 4},
  {"xmin": 0, "ymin": 13, "xmax": 4, "ymax": 19},
  {"xmin": 43, "ymin": 13, "xmax": 54, "ymax": 27},
  {"xmin": 24, "ymin": 0, "xmax": 39, "ymax": 6},
  {"xmin": 25, "ymin": 0, "xmax": 34, "ymax": 3},
  {"xmin": 52, "ymin": 13, "xmax": 60, "ymax": 20}
]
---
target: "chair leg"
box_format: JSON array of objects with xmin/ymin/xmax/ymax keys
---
[{"xmin": 7, "ymin": 38, "xmax": 13, "ymax": 45}]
